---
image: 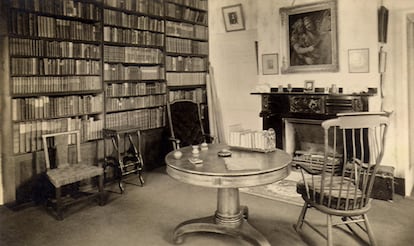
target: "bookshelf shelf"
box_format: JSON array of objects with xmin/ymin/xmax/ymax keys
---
[
  {"xmin": 168, "ymin": 84, "xmax": 206, "ymax": 89},
  {"xmin": 102, "ymin": 7, "xmax": 164, "ymax": 20},
  {"xmin": 12, "ymin": 90, "xmax": 103, "ymax": 98},
  {"xmin": 104, "ymin": 79, "xmax": 166, "ymax": 83}
]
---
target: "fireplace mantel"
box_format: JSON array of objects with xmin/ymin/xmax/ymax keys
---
[{"xmin": 252, "ymin": 92, "xmax": 376, "ymax": 149}]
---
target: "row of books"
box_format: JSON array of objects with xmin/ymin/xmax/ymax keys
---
[
  {"xmin": 166, "ymin": 72, "xmax": 206, "ymax": 86},
  {"xmin": 165, "ymin": 2, "xmax": 207, "ymax": 25},
  {"xmin": 104, "ymin": 46, "xmax": 163, "ymax": 64},
  {"xmin": 12, "ymin": 94, "xmax": 103, "ymax": 121},
  {"xmin": 168, "ymin": 88, "xmax": 206, "ymax": 103},
  {"xmin": 228, "ymin": 126, "xmax": 276, "ymax": 151},
  {"xmin": 103, "ymin": 0, "xmax": 164, "ymax": 17},
  {"xmin": 103, "ymin": 64, "xmax": 165, "ymax": 81},
  {"xmin": 10, "ymin": 38, "xmax": 101, "ymax": 59},
  {"xmin": 12, "ymin": 76, "xmax": 101, "ymax": 95},
  {"xmin": 11, "ymin": 58, "xmax": 101, "ymax": 76},
  {"xmin": 103, "ymin": 27, "xmax": 164, "ymax": 46},
  {"xmin": 10, "ymin": 11, "xmax": 100, "ymax": 41},
  {"xmin": 103, "ymin": 9, "xmax": 165, "ymax": 33},
  {"xmin": 168, "ymin": 0, "xmax": 208, "ymax": 10},
  {"xmin": 166, "ymin": 55, "xmax": 207, "ymax": 71},
  {"xmin": 105, "ymin": 107, "xmax": 166, "ymax": 130},
  {"xmin": 13, "ymin": 116, "xmax": 103, "ymax": 154},
  {"xmin": 106, "ymin": 82, "xmax": 167, "ymax": 97},
  {"xmin": 166, "ymin": 21, "xmax": 208, "ymax": 40},
  {"xmin": 106, "ymin": 95, "xmax": 167, "ymax": 112},
  {"xmin": 166, "ymin": 37, "xmax": 208, "ymax": 55},
  {"xmin": 10, "ymin": 0, "xmax": 101, "ymax": 20}
]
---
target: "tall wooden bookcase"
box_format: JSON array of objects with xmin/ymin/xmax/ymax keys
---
[
  {"xmin": 0, "ymin": 0, "xmax": 209, "ymax": 205},
  {"xmin": 164, "ymin": 0, "xmax": 209, "ymax": 130},
  {"xmin": 102, "ymin": 0, "xmax": 166, "ymax": 130},
  {"xmin": 8, "ymin": 0, "xmax": 104, "ymax": 155}
]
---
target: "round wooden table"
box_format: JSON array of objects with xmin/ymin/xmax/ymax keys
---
[{"xmin": 165, "ymin": 143, "xmax": 292, "ymax": 246}]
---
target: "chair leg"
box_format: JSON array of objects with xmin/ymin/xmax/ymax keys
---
[
  {"xmin": 138, "ymin": 170, "xmax": 144, "ymax": 187},
  {"xmin": 98, "ymin": 174, "xmax": 106, "ymax": 206},
  {"xmin": 363, "ymin": 214, "xmax": 377, "ymax": 246},
  {"xmin": 327, "ymin": 215, "xmax": 333, "ymax": 246},
  {"xmin": 55, "ymin": 187, "xmax": 63, "ymax": 221},
  {"xmin": 295, "ymin": 202, "xmax": 309, "ymax": 231}
]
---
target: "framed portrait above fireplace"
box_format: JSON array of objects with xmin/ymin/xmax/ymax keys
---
[{"xmin": 280, "ymin": 0, "xmax": 338, "ymax": 73}]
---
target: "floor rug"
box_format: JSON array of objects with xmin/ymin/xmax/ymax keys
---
[{"xmin": 240, "ymin": 170, "xmax": 305, "ymax": 206}]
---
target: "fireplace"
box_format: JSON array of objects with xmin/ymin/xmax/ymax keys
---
[
  {"xmin": 283, "ymin": 118, "xmax": 343, "ymax": 173},
  {"xmin": 254, "ymin": 91, "xmax": 374, "ymax": 172}
]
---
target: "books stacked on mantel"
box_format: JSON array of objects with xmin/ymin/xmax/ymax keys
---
[{"xmin": 228, "ymin": 124, "xmax": 276, "ymax": 153}]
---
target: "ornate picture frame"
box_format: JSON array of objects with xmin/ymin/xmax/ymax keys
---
[
  {"xmin": 222, "ymin": 4, "xmax": 245, "ymax": 32},
  {"xmin": 262, "ymin": 53, "xmax": 279, "ymax": 75},
  {"xmin": 280, "ymin": 0, "xmax": 338, "ymax": 73}
]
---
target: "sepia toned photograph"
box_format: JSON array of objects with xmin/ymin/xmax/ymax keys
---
[{"xmin": 1, "ymin": 1, "xmax": 414, "ymax": 246}]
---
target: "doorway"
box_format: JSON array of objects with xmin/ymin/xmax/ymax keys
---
[{"xmin": 407, "ymin": 14, "xmax": 414, "ymax": 195}]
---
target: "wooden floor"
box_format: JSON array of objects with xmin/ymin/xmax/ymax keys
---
[{"xmin": 1, "ymin": 167, "xmax": 414, "ymax": 246}]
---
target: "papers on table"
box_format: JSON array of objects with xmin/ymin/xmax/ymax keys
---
[{"xmin": 224, "ymin": 157, "xmax": 262, "ymax": 171}]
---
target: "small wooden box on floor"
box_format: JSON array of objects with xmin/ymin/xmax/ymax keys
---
[{"xmin": 371, "ymin": 165, "xmax": 395, "ymax": 201}]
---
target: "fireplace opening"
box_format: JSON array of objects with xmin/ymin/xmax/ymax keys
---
[
  {"xmin": 283, "ymin": 118, "xmax": 371, "ymax": 174},
  {"xmin": 283, "ymin": 118, "xmax": 344, "ymax": 174}
]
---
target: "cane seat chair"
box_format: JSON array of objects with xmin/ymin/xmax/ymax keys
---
[
  {"xmin": 42, "ymin": 130, "xmax": 105, "ymax": 220},
  {"xmin": 294, "ymin": 113, "xmax": 389, "ymax": 246},
  {"xmin": 166, "ymin": 99, "xmax": 213, "ymax": 150}
]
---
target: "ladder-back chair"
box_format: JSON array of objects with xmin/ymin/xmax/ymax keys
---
[
  {"xmin": 42, "ymin": 130, "xmax": 105, "ymax": 220},
  {"xmin": 294, "ymin": 112, "xmax": 389, "ymax": 246}
]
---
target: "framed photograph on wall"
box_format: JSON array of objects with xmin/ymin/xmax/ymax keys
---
[
  {"xmin": 222, "ymin": 4, "xmax": 245, "ymax": 32},
  {"xmin": 280, "ymin": 0, "xmax": 338, "ymax": 73},
  {"xmin": 262, "ymin": 53, "xmax": 279, "ymax": 75},
  {"xmin": 348, "ymin": 48, "xmax": 369, "ymax": 73}
]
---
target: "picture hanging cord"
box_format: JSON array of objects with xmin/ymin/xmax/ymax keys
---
[{"xmin": 379, "ymin": 46, "xmax": 384, "ymax": 111}]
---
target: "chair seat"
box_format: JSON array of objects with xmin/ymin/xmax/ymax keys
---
[
  {"xmin": 297, "ymin": 176, "xmax": 365, "ymax": 210},
  {"xmin": 47, "ymin": 163, "xmax": 103, "ymax": 188}
]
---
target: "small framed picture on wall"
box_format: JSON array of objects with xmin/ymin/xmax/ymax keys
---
[
  {"xmin": 348, "ymin": 48, "xmax": 369, "ymax": 73},
  {"xmin": 222, "ymin": 4, "xmax": 245, "ymax": 32},
  {"xmin": 262, "ymin": 54, "xmax": 279, "ymax": 75}
]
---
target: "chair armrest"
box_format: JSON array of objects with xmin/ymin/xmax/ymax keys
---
[
  {"xmin": 295, "ymin": 163, "xmax": 323, "ymax": 175},
  {"xmin": 203, "ymin": 134, "xmax": 214, "ymax": 143},
  {"xmin": 169, "ymin": 137, "xmax": 181, "ymax": 149}
]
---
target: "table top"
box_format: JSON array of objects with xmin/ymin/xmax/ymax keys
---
[{"xmin": 165, "ymin": 143, "xmax": 292, "ymax": 188}]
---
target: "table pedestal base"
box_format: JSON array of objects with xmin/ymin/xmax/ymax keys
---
[{"xmin": 173, "ymin": 188, "xmax": 271, "ymax": 246}]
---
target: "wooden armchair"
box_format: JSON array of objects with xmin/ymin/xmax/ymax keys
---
[
  {"xmin": 166, "ymin": 99, "xmax": 213, "ymax": 150},
  {"xmin": 42, "ymin": 130, "xmax": 105, "ymax": 220},
  {"xmin": 294, "ymin": 113, "xmax": 389, "ymax": 246}
]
